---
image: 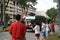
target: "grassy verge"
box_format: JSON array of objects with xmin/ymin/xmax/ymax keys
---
[
  {"xmin": 0, "ymin": 26, "xmax": 9, "ymax": 31},
  {"xmin": 0, "ymin": 27, "xmax": 3, "ymax": 31},
  {"xmin": 47, "ymin": 33, "xmax": 60, "ymax": 40}
]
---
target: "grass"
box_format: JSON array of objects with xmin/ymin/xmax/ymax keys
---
[
  {"xmin": 0, "ymin": 26, "xmax": 9, "ymax": 31},
  {"xmin": 0, "ymin": 27, "xmax": 3, "ymax": 31},
  {"xmin": 47, "ymin": 33, "xmax": 60, "ymax": 40}
]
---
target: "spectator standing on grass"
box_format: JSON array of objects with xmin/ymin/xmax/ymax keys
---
[
  {"xmin": 45, "ymin": 22, "xmax": 50, "ymax": 38},
  {"xmin": 33, "ymin": 22, "xmax": 41, "ymax": 40},
  {"xmin": 40, "ymin": 21, "xmax": 46, "ymax": 40},
  {"xmin": 8, "ymin": 14, "xmax": 26, "ymax": 40},
  {"xmin": 50, "ymin": 22, "xmax": 55, "ymax": 34}
]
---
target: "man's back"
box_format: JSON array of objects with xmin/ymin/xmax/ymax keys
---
[{"xmin": 8, "ymin": 21, "xmax": 26, "ymax": 39}]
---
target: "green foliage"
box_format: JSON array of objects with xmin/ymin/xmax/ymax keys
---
[
  {"xmin": 30, "ymin": 16, "xmax": 47, "ymax": 24},
  {"xmin": 46, "ymin": 8, "xmax": 57, "ymax": 22},
  {"xmin": 35, "ymin": 16, "xmax": 46, "ymax": 22},
  {"xmin": 0, "ymin": 13, "xmax": 10, "ymax": 23},
  {"xmin": 16, "ymin": 0, "xmax": 37, "ymax": 8},
  {"xmin": 5, "ymin": 14, "xmax": 10, "ymax": 22}
]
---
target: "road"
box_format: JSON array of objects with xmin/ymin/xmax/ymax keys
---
[
  {"xmin": 0, "ymin": 25, "xmax": 59, "ymax": 40},
  {"xmin": 0, "ymin": 30, "xmax": 36, "ymax": 40}
]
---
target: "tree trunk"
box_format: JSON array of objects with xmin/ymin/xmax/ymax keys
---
[{"xmin": 2, "ymin": 0, "xmax": 5, "ymax": 22}]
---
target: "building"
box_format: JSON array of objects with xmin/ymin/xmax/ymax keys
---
[
  {"xmin": 0, "ymin": 0, "xmax": 23, "ymax": 23},
  {"xmin": 0, "ymin": 0, "xmax": 36, "ymax": 24},
  {"xmin": 53, "ymin": 0, "xmax": 58, "ymax": 3},
  {"xmin": 27, "ymin": 4, "xmax": 36, "ymax": 14},
  {"xmin": 5, "ymin": 0, "xmax": 23, "ymax": 22},
  {"xmin": 21, "ymin": 4, "xmax": 36, "ymax": 19},
  {"xmin": 35, "ymin": 11, "xmax": 50, "ymax": 19}
]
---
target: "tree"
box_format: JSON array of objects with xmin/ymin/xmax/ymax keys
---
[
  {"xmin": 5, "ymin": 14, "xmax": 10, "ymax": 22},
  {"xmin": 30, "ymin": 16, "xmax": 47, "ymax": 24},
  {"xmin": 15, "ymin": 0, "xmax": 37, "ymax": 13},
  {"xmin": 46, "ymin": 8, "xmax": 57, "ymax": 22},
  {"xmin": 16, "ymin": 0, "xmax": 37, "ymax": 6}
]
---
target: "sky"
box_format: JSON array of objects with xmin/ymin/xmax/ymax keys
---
[{"xmin": 34, "ymin": 0, "xmax": 57, "ymax": 12}]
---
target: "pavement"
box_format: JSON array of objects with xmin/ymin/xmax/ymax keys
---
[{"xmin": 0, "ymin": 29, "xmax": 36, "ymax": 40}]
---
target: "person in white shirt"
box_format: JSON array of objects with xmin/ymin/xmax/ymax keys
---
[
  {"xmin": 33, "ymin": 22, "xmax": 40, "ymax": 40},
  {"xmin": 41, "ymin": 22, "xmax": 46, "ymax": 40},
  {"xmin": 46, "ymin": 22, "xmax": 50, "ymax": 38}
]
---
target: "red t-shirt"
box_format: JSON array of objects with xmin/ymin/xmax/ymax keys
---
[
  {"xmin": 50, "ymin": 23, "xmax": 54, "ymax": 29},
  {"xmin": 8, "ymin": 21, "xmax": 26, "ymax": 39}
]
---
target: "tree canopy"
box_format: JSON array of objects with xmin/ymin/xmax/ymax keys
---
[
  {"xmin": 46, "ymin": 8, "xmax": 57, "ymax": 22},
  {"xmin": 14, "ymin": 0, "xmax": 37, "ymax": 8}
]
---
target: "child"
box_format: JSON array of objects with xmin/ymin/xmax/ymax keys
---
[
  {"xmin": 33, "ymin": 22, "xmax": 40, "ymax": 40},
  {"xmin": 41, "ymin": 22, "xmax": 46, "ymax": 40}
]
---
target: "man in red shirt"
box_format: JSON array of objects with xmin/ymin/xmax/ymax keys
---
[{"xmin": 8, "ymin": 14, "xmax": 26, "ymax": 40}]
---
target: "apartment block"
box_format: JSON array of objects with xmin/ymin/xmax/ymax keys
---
[
  {"xmin": 28, "ymin": 4, "xmax": 36, "ymax": 14},
  {"xmin": 4, "ymin": 0, "xmax": 23, "ymax": 23},
  {"xmin": 0, "ymin": 0, "xmax": 36, "ymax": 24}
]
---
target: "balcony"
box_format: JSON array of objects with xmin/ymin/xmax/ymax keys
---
[
  {"xmin": 6, "ymin": 7, "xmax": 15, "ymax": 12},
  {"xmin": 8, "ymin": 3, "xmax": 15, "ymax": 8},
  {"xmin": 18, "ymin": 10, "xmax": 22, "ymax": 12},
  {"xmin": 18, "ymin": 7, "xmax": 22, "ymax": 10},
  {"xmin": 5, "ymin": 11, "xmax": 14, "ymax": 14},
  {"xmin": 9, "ymin": 1, "xmax": 13, "ymax": 4}
]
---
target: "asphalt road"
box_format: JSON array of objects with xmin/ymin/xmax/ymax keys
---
[
  {"xmin": 0, "ymin": 25, "xmax": 59, "ymax": 40},
  {"xmin": 0, "ymin": 30, "xmax": 36, "ymax": 40}
]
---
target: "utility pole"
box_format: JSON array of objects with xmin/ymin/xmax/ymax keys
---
[{"xmin": 58, "ymin": 0, "xmax": 60, "ymax": 38}]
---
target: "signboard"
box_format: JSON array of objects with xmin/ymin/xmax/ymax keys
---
[{"xmin": 25, "ymin": 16, "xmax": 35, "ymax": 19}]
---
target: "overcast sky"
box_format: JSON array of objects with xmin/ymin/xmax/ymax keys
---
[{"xmin": 34, "ymin": 0, "xmax": 57, "ymax": 12}]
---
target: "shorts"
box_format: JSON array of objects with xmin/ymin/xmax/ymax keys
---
[
  {"xmin": 35, "ymin": 34, "xmax": 40, "ymax": 37},
  {"xmin": 41, "ymin": 32, "xmax": 46, "ymax": 37}
]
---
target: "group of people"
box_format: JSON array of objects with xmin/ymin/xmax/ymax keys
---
[
  {"xmin": 33, "ymin": 21, "xmax": 55, "ymax": 40},
  {"xmin": 8, "ymin": 14, "xmax": 55, "ymax": 40}
]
